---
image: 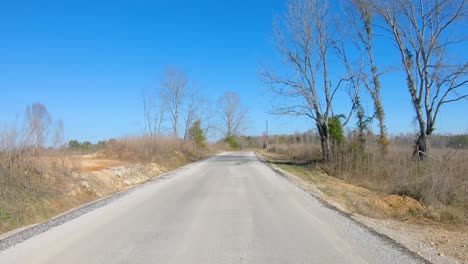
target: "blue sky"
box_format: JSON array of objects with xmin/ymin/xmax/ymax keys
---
[{"xmin": 1, "ymin": 0, "xmax": 467, "ymax": 142}]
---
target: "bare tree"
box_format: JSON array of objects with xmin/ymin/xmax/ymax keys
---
[
  {"xmin": 24, "ymin": 103, "xmax": 51, "ymax": 156},
  {"xmin": 162, "ymin": 68, "xmax": 187, "ymax": 138},
  {"xmin": 218, "ymin": 92, "xmax": 248, "ymax": 139},
  {"xmin": 199, "ymin": 101, "xmax": 217, "ymax": 140},
  {"xmin": 261, "ymin": 0, "xmax": 357, "ymax": 162},
  {"xmin": 183, "ymin": 84, "xmax": 205, "ymax": 141},
  {"xmin": 348, "ymin": 0, "xmax": 389, "ymax": 154},
  {"xmin": 369, "ymin": 0, "xmax": 467, "ymax": 159},
  {"xmin": 53, "ymin": 119, "xmax": 64, "ymax": 149},
  {"xmin": 142, "ymin": 89, "xmax": 167, "ymax": 137}
]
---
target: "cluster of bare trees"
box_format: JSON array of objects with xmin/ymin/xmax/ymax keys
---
[
  {"xmin": 143, "ymin": 68, "xmax": 248, "ymax": 145},
  {"xmin": 262, "ymin": 0, "xmax": 467, "ymax": 161},
  {"xmin": 142, "ymin": 68, "xmax": 210, "ymax": 142}
]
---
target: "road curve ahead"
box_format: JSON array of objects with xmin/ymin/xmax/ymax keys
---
[{"xmin": 0, "ymin": 152, "xmax": 423, "ymax": 264}]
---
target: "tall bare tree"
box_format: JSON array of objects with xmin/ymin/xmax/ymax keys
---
[
  {"xmin": 142, "ymin": 89, "xmax": 167, "ymax": 137},
  {"xmin": 219, "ymin": 92, "xmax": 248, "ymax": 139},
  {"xmin": 182, "ymin": 84, "xmax": 206, "ymax": 141},
  {"xmin": 261, "ymin": 0, "xmax": 357, "ymax": 161},
  {"xmin": 53, "ymin": 119, "xmax": 64, "ymax": 149},
  {"xmin": 369, "ymin": 0, "xmax": 467, "ymax": 159},
  {"xmin": 349, "ymin": 0, "xmax": 389, "ymax": 154},
  {"xmin": 24, "ymin": 103, "xmax": 51, "ymax": 156},
  {"xmin": 162, "ymin": 68, "xmax": 187, "ymax": 138}
]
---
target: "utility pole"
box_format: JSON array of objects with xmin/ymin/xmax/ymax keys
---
[{"xmin": 264, "ymin": 120, "xmax": 269, "ymax": 149}]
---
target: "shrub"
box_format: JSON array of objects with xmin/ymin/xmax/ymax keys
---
[
  {"xmin": 187, "ymin": 120, "xmax": 206, "ymax": 148},
  {"xmin": 329, "ymin": 115, "xmax": 345, "ymax": 144},
  {"xmin": 225, "ymin": 136, "xmax": 240, "ymax": 150}
]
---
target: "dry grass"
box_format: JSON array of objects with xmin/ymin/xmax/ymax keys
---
[
  {"xmin": 102, "ymin": 136, "xmax": 208, "ymax": 167},
  {"xmin": 267, "ymin": 143, "xmax": 321, "ymax": 161},
  {"xmin": 0, "ymin": 133, "xmax": 211, "ymax": 234},
  {"xmin": 260, "ymin": 151, "xmax": 425, "ymax": 218},
  {"xmin": 0, "ymin": 152, "xmax": 95, "ymax": 233},
  {"xmin": 266, "ymin": 143, "xmax": 468, "ymax": 224}
]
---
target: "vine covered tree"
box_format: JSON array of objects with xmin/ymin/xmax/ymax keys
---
[
  {"xmin": 369, "ymin": 0, "xmax": 467, "ymax": 159},
  {"xmin": 350, "ymin": 0, "xmax": 389, "ymax": 154}
]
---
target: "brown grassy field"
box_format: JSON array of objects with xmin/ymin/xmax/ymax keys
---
[{"xmin": 265, "ymin": 143, "xmax": 468, "ymax": 224}]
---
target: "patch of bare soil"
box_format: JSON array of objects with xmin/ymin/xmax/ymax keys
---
[
  {"xmin": 67, "ymin": 160, "xmax": 167, "ymax": 198},
  {"xmin": 257, "ymin": 151, "xmax": 468, "ymax": 264},
  {"xmin": 68, "ymin": 153, "xmax": 129, "ymax": 172}
]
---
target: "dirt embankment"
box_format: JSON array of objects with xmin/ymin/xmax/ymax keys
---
[
  {"xmin": 62, "ymin": 153, "xmax": 167, "ymax": 196},
  {"xmin": 257, "ymin": 151, "xmax": 468, "ymax": 264},
  {"xmin": 0, "ymin": 152, "xmax": 184, "ymax": 235}
]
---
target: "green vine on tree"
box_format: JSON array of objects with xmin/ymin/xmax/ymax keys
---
[{"xmin": 329, "ymin": 115, "xmax": 345, "ymax": 144}]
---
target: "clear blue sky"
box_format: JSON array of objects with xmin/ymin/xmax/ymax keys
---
[{"xmin": 1, "ymin": 0, "xmax": 467, "ymax": 142}]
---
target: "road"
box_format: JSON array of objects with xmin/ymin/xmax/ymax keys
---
[{"xmin": 0, "ymin": 152, "xmax": 423, "ymax": 264}]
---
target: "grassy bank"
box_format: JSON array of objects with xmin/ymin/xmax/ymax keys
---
[{"xmin": 0, "ymin": 136, "xmax": 212, "ymax": 235}]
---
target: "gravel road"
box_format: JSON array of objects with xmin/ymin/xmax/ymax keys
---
[{"xmin": 0, "ymin": 152, "xmax": 426, "ymax": 263}]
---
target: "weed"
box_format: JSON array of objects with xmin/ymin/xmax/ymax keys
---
[{"xmin": 0, "ymin": 208, "xmax": 11, "ymax": 221}]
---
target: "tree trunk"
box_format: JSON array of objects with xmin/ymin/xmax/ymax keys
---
[
  {"xmin": 414, "ymin": 133, "xmax": 430, "ymax": 160},
  {"xmin": 375, "ymin": 100, "xmax": 388, "ymax": 155},
  {"xmin": 320, "ymin": 136, "xmax": 330, "ymax": 162},
  {"xmin": 317, "ymin": 122, "xmax": 330, "ymax": 162},
  {"xmin": 412, "ymin": 101, "xmax": 429, "ymax": 160}
]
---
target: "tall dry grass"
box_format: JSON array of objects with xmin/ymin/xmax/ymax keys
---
[
  {"xmin": 0, "ymin": 125, "xmax": 81, "ymax": 233},
  {"xmin": 268, "ymin": 143, "xmax": 322, "ymax": 162},
  {"xmin": 0, "ymin": 130, "xmax": 210, "ymax": 233},
  {"xmin": 268, "ymin": 142, "xmax": 468, "ymax": 207}
]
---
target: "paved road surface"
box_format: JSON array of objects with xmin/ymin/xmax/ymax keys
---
[{"xmin": 0, "ymin": 152, "xmax": 423, "ymax": 264}]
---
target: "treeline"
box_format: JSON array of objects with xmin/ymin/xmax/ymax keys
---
[
  {"xmin": 392, "ymin": 134, "xmax": 468, "ymax": 149},
  {"xmin": 67, "ymin": 140, "xmax": 106, "ymax": 152},
  {"xmin": 238, "ymin": 132, "xmax": 468, "ymax": 150}
]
